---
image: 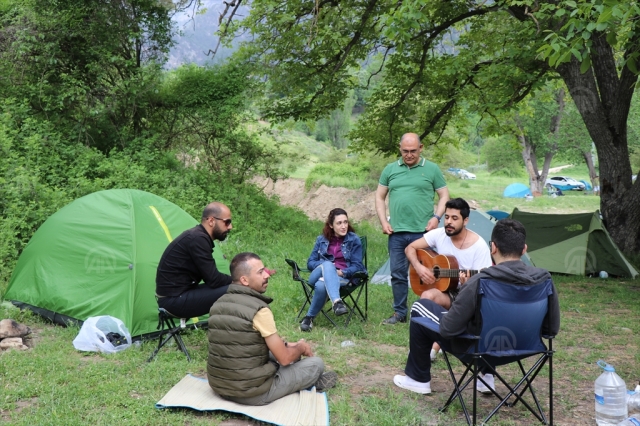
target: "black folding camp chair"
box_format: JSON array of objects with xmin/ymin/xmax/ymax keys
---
[
  {"xmin": 147, "ymin": 307, "xmax": 191, "ymax": 362},
  {"xmin": 412, "ymin": 278, "xmax": 556, "ymax": 425},
  {"xmin": 285, "ymin": 236, "xmax": 368, "ymax": 327}
]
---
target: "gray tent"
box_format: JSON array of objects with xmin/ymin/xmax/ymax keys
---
[{"xmin": 371, "ymin": 210, "xmax": 532, "ymax": 285}]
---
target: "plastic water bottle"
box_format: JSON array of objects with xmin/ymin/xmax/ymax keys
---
[
  {"xmin": 628, "ymin": 386, "xmax": 640, "ymax": 413},
  {"xmin": 617, "ymin": 415, "xmax": 640, "ymax": 425},
  {"xmin": 595, "ymin": 360, "xmax": 628, "ymax": 425},
  {"xmin": 341, "ymin": 340, "xmax": 355, "ymax": 348}
]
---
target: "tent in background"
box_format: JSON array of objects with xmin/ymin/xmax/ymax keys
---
[
  {"xmin": 371, "ymin": 210, "xmax": 533, "ymax": 285},
  {"xmin": 4, "ymin": 189, "xmax": 229, "ymax": 338},
  {"xmin": 486, "ymin": 210, "xmax": 510, "ymax": 220},
  {"xmin": 510, "ymin": 209, "xmax": 638, "ymax": 278},
  {"xmin": 503, "ymin": 183, "xmax": 532, "ymax": 198}
]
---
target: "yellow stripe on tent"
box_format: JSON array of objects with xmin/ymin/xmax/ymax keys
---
[
  {"xmin": 149, "ymin": 206, "xmax": 173, "ymax": 242},
  {"xmin": 149, "ymin": 205, "xmax": 199, "ymax": 325}
]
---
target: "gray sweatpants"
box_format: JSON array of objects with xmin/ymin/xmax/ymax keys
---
[{"xmin": 225, "ymin": 356, "xmax": 324, "ymax": 406}]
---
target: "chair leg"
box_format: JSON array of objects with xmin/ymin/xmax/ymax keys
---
[{"xmin": 147, "ymin": 314, "xmax": 191, "ymax": 362}]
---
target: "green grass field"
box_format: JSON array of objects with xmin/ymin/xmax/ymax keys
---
[{"xmin": 1, "ymin": 139, "xmax": 636, "ymax": 425}]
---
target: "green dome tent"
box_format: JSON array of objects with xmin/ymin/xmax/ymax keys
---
[
  {"xmin": 4, "ymin": 189, "xmax": 229, "ymax": 338},
  {"xmin": 510, "ymin": 209, "xmax": 638, "ymax": 278}
]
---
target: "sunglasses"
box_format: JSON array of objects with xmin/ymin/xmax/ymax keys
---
[{"xmin": 211, "ymin": 216, "xmax": 232, "ymax": 226}]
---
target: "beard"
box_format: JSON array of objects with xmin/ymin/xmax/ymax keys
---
[
  {"xmin": 444, "ymin": 226, "xmax": 463, "ymax": 237},
  {"xmin": 213, "ymin": 226, "xmax": 229, "ymax": 241}
]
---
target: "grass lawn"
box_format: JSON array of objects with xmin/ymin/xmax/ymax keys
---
[{"xmin": 2, "ymin": 267, "xmax": 639, "ymax": 425}]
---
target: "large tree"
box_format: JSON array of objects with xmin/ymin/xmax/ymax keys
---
[{"xmin": 217, "ymin": 0, "xmax": 640, "ymax": 253}]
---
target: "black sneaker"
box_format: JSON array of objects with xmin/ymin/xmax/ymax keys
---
[
  {"xmin": 314, "ymin": 371, "xmax": 338, "ymax": 391},
  {"xmin": 333, "ymin": 300, "xmax": 348, "ymax": 316},
  {"xmin": 300, "ymin": 316, "xmax": 313, "ymax": 332},
  {"xmin": 382, "ymin": 313, "xmax": 407, "ymax": 325}
]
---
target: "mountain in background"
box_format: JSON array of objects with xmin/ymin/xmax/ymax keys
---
[{"xmin": 168, "ymin": 0, "xmax": 248, "ymax": 68}]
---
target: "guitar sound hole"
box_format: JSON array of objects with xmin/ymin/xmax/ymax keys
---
[{"xmin": 432, "ymin": 266, "xmax": 440, "ymax": 279}]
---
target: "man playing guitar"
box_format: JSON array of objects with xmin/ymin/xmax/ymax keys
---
[{"xmin": 405, "ymin": 198, "xmax": 492, "ymax": 386}]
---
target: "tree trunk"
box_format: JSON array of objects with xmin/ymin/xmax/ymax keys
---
[
  {"xmin": 581, "ymin": 149, "xmax": 598, "ymax": 192},
  {"xmin": 518, "ymin": 132, "xmax": 545, "ymax": 194},
  {"xmin": 557, "ymin": 40, "xmax": 640, "ymax": 254}
]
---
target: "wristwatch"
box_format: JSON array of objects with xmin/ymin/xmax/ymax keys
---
[{"xmin": 432, "ymin": 214, "xmax": 441, "ymax": 221}]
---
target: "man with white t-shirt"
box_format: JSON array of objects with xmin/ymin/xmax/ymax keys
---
[{"xmin": 404, "ymin": 197, "xmax": 494, "ymax": 392}]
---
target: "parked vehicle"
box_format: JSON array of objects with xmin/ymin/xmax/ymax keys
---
[
  {"xmin": 458, "ymin": 169, "xmax": 476, "ymax": 179},
  {"xmin": 545, "ymin": 176, "xmax": 586, "ymax": 191},
  {"xmin": 446, "ymin": 167, "xmax": 460, "ymax": 176}
]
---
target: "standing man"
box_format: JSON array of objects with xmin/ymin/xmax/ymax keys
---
[
  {"xmin": 376, "ymin": 133, "xmax": 450, "ymax": 325},
  {"xmin": 207, "ymin": 252, "xmax": 337, "ymax": 405},
  {"xmin": 155, "ymin": 202, "xmax": 234, "ymax": 319}
]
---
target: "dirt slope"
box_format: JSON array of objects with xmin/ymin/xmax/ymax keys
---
[{"xmin": 255, "ymin": 178, "xmax": 379, "ymax": 223}]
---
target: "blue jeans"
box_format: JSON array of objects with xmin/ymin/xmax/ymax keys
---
[
  {"xmin": 306, "ymin": 261, "xmax": 349, "ymax": 317},
  {"xmin": 389, "ymin": 232, "xmax": 424, "ymax": 318}
]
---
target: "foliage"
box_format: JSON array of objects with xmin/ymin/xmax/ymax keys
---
[
  {"xmin": 481, "ymin": 136, "xmax": 524, "ymax": 177},
  {"xmin": 220, "ymin": 0, "xmax": 640, "ymax": 252},
  {"xmin": 148, "ymin": 62, "xmax": 287, "ymax": 184},
  {"xmin": 305, "ymin": 152, "xmax": 391, "ymax": 191},
  {"xmin": 0, "ymin": 0, "xmax": 176, "ymax": 152}
]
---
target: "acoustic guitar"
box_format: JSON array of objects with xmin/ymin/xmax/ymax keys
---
[{"xmin": 409, "ymin": 249, "xmax": 480, "ymax": 296}]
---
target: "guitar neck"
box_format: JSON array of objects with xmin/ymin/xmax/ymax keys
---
[{"xmin": 433, "ymin": 269, "xmax": 479, "ymax": 278}]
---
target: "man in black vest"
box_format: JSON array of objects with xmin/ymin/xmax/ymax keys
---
[
  {"xmin": 155, "ymin": 202, "xmax": 233, "ymax": 318},
  {"xmin": 207, "ymin": 252, "xmax": 338, "ymax": 405}
]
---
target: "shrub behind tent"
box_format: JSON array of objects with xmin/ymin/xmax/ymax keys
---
[
  {"xmin": 4, "ymin": 189, "xmax": 229, "ymax": 338},
  {"xmin": 510, "ymin": 208, "xmax": 638, "ymax": 277}
]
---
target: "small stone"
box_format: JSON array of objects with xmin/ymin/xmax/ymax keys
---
[
  {"xmin": 0, "ymin": 337, "xmax": 29, "ymax": 351},
  {"xmin": 0, "ymin": 319, "xmax": 31, "ymax": 338}
]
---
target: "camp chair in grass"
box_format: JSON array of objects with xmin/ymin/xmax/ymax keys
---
[
  {"xmin": 147, "ymin": 307, "xmax": 191, "ymax": 362},
  {"xmin": 412, "ymin": 278, "xmax": 556, "ymax": 425},
  {"xmin": 285, "ymin": 236, "xmax": 368, "ymax": 328}
]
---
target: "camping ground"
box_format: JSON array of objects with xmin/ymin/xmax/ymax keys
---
[
  {"xmin": 1, "ymin": 274, "xmax": 639, "ymax": 425},
  {"xmin": 1, "ymin": 166, "xmax": 640, "ymax": 425}
]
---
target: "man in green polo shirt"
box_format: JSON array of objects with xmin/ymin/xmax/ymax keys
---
[{"xmin": 375, "ymin": 133, "xmax": 449, "ymax": 324}]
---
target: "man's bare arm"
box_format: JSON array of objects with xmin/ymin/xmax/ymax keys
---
[
  {"xmin": 265, "ymin": 334, "xmax": 313, "ymax": 366},
  {"xmin": 405, "ymin": 238, "xmax": 435, "ymax": 284},
  {"xmin": 375, "ymin": 185, "xmax": 393, "ymax": 235},
  {"xmin": 426, "ymin": 187, "xmax": 450, "ymax": 231}
]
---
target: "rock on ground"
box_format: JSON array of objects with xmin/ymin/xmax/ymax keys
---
[{"xmin": 0, "ymin": 319, "xmax": 31, "ymax": 339}]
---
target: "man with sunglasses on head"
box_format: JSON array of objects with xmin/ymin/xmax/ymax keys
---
[
  {"xmin": 376, "ymin": 133, "xmax": 450, "ymax": 325},
  {"xmin": 155, "ymin": 202, "xmax": 234, "ymax": 319}
]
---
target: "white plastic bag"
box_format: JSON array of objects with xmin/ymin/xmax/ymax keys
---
[{"xmin": 72, "ymin": 315, "xmax": 132, "ymax": 353}]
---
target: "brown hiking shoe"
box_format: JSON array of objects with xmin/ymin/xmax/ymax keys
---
[{"xmin": 314, "ymin": 371, "xmax": 338, "ymax": 391}]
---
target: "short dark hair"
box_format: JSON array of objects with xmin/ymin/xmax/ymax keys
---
[
  {"xmin": 202, "ymin": 203, "xmax": 223, "ymax": 221},
  {"xmin": 445, "ymin": 198, "xmax": 470, "ymax": 219},
  {"xmin": 491, "ymin": 219, "xmax": 526, "ymax": 258},
  {"xmin": 322, "ymin": 208, "xmax": 355, "ymax": 240},
  {"xmin": 230, "ymin": 252, "xmax": 261, "ymax": 282}
]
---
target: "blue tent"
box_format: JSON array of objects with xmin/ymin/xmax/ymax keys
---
[
  {"xmin": 579, "ymin": 180, "xmax": 593, "ymax": 191},
  {"xmin": 503, "ymin": 183, "xmax": 532, "ymax": 198},
  {"xmin": 486, "ymin": 210, "xmax": 510, "ymax": 220}
]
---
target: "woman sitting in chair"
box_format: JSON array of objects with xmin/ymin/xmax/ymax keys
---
[{"xmin": 300, "ymin": 208, "xmax": 366, "ymax": 332}]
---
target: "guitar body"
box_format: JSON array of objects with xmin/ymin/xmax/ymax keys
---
[{"xmin": 409, "ymin": 249, "xmax": 461, "ymax": 296}]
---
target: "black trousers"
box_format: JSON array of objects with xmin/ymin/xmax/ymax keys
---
[
  {"xmin": 158, "ymin": 285, "xmax": 229, "ymax": 318},
  {"xmin": 405, "ymin": 299, "xmax": 452, "ymax": 383}
]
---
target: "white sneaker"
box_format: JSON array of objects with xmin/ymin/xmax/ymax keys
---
[
  {"xmin": 393, "ymin": 375, "xmax": 431, "ymax": 394},
  {"xmin": 476, "ymin": 373, "xmax": 495, "ymax": 394},
  {"xmin": 430, "ymin": 349, "xmax": 443, "ymax": 361}
]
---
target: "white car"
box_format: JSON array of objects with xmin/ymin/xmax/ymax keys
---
[
  {"xmin": 458, "ymin": 169, "xmax": 476, "ymax": 179},
  {"xmin": 545, "ymin": 176, "xmax": 586, "ymax": 191}
]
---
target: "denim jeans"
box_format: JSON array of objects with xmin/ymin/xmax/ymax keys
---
[
  {"xmin": 389, "ymin": 232, "xmax": 424, "ymax": 318},
  {"xmin": 306, "ymin": 261, "xmax": 349, "ymax": 318}
]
